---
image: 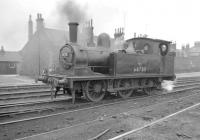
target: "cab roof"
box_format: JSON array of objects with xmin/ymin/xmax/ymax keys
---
[{"xmin": 126, "ymin": 37, "xmax": 171, "ymax": 44}]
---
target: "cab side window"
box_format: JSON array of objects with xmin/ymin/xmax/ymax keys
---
[
  {"xmin": 143, "ymin": 43, "xmax": 152, "ymax": 54},
  {"xmin": 159, "ymin": 43, "xmax": 168, "ymax": 56}
]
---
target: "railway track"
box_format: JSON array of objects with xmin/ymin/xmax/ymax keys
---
[
  {"xmin": 0, "ymin": 76, "xmax": 199, "ymax": 139},
  {"xmin": 175, "ymin": 79, "xmax": 200, "ymax": 84},
  {"xmin": 11, "ymin": 83, "xmax": 200, "ymax": 140},
  {"xmin": 0, "ymin": 81, "xmax": 200, "ymax": 122},
  {"xmin": 0, "ymin": 79, "xmax": 200, "ymax": 140},
  {"xmin": 0, "ymin": 78, "xmax": 200, "ymax": 119},
  {"xmin": 0, "ymin": 84, "xmax": 48, "ymax": 92},
  {"xmin": 0, "ymin": 78, "xmax": 199, "ymax": 103},
  {"xmin": 0, "ymin": 76, "xmax": 199, "ymax": 104},
  {"xmin": 0, "ymin": 81, "xmax": 196, "ymax": 104},
  {"xmin": 175, "ymin": 76, "xmax": 200, "ymax": 82}
]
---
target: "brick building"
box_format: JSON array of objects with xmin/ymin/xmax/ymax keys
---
[
  {"xmin": 0, "ymin": 46, "xmax": 22, "ymax": 74},
  {"xmin": 20, "ymin": 14, "xmax": 108, "ymax": 77},
  {"xmin": 20, "ymin": 14, "xmax": 67, "ymax": 76}
]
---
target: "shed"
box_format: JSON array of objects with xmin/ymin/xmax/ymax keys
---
[{"xmin": 0, "ymin": 46, "xmax": 22, "ymax": 74}]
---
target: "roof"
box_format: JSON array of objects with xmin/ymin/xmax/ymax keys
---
[
  {"xmin": 126, "ymin": 37, "xmax": 171, "ymax": 44},
  {"xmin": 44, "ymin": 28, "xmax": 68, "ymax": 47},
  {"xmin": 0, "ymin": 51, "xmax": 22, "ymax": 62},
  {"xmin": 21, "ymin": 28, "xmax": 68, "ymax": 53}
]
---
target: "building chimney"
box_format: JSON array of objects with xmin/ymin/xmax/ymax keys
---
[
  {"xmin": 36, "ymin": 13, "xmax": 44, "ymax": 31},
  {"xmin": 28, "ymin": 15, "xmax": 33, "ymax": 41},
  {"xmin": 134, "ymin": 33, "xmax": 136, "ymax": 38},
  {"xmin": 114, "ymin": 27, "xmax": 124, "ymax": 40},
  {"xmin": 0, "ymin": 46, "xmax": 5, "ymax": 55},
  {"xmin": 114, "ymin": 28, "xmax": 117, "ymax": 39},
  {"xmin": 86, "ymin": 19, "xmax": 94, "ymax": 46},
  {"xmin": 89, "ymin": 19, "xmax": 94, "ymax": 45},
  {"xmin": 68, "ymin": 22, "xmax": 79, "ymax": 43}
]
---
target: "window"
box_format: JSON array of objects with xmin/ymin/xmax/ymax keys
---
[
  {"xmin": 160, "ymin": 44, "xmax": 167, "ymax": 52},
  {"xmin": 9, "ymin": 63, "xmax": 16, "ymax": 68},
  {"xmin": 159, "ymin": 43, "xmax": 169, "ymax": 56},
  {"xmin": 143, "ymin": 44, "xmax": 151, "ymax": 54}
]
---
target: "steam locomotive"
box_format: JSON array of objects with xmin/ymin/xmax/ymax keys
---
[{"xmin": 39, "ymin": 22, "xmax": 176, "ymax": 103}]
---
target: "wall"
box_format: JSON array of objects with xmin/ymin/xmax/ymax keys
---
[
  {"xmin": 20, "ymin": 29, "xmax": 65, "ymax": 77},
  {"xmin": 0, "ymin": 61, "xmax": 17, "ymax": 74},
  {"xmin": 175, "ymin": 56, "xmax": 200, "ymax": 73}
]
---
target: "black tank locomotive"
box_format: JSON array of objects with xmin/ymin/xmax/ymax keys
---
[{"xmin": 39, "ymin": 22, "xmax": 176, "ymax": 103}]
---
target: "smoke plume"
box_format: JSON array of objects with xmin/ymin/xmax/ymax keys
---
[{"xmin": 58, "ymin": 0, "xmax": 88, "ymax": 23}]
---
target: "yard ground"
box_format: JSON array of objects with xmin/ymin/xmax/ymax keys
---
[
  {"xmin": 0, "ymin": 75, "xmax": 42, "ymax": 87},
  {"xmin": 126, "ymin": 105, "xmax": 200, "ymax": 140}
]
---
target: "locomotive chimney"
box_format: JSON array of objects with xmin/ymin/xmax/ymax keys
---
[{"xmin": 68, "ymin": 22, "xmax": 79, "ymax": 43}]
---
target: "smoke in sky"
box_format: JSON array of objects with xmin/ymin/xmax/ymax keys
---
[
  {"xmin": 57, "ymin": 0, "xmax": 88, "ymax": 23},
  {"xmin": 1, "ymin": 0, "xmax": 200, "ymax": 51}
]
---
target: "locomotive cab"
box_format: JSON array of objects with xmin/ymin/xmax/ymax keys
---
[
  {"xmin": 126, "ymin": 37, "xmax": 171, "ymax": 56},
  {"xmin": 111, "ymin": 37, "xmax": 175, "ymax": 79}
]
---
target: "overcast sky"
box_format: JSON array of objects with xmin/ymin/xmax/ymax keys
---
[{"xmin": 0, "ymin": 0, "xmax": 200, "ymax": 51}]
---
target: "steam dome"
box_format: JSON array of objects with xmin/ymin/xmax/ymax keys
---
[{"xmin": 97, "ymin": 33, "xmax": 111, "ymax": 48}]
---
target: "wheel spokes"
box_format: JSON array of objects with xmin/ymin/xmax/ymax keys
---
[
  {"xmin": 85, "ymin": 81, "xmax": 105, "ymax": 102},
  {"xmin": 118, "ymin": 80, "xmax": 133, "ymax": 98}
]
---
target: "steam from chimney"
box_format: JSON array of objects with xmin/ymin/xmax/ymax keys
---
[{"xmin": 58, "ymin": 0, "xmax": 88, "ymax": 23}]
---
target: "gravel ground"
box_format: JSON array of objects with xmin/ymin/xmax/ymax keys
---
[
  {"xmin": 125, "ymin": 106, "xmax": 200, "ymax": 140},
  {"xmin": 0, "ymin": 73, "xmax": 200, "ymax": 140},
  {"xmin": 7, "ymin": 90, "xmax": 200, "ymax": 140},
  {"xmin": 0, "ymin": 75, "xmax": 42, "ymax": 87}
]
